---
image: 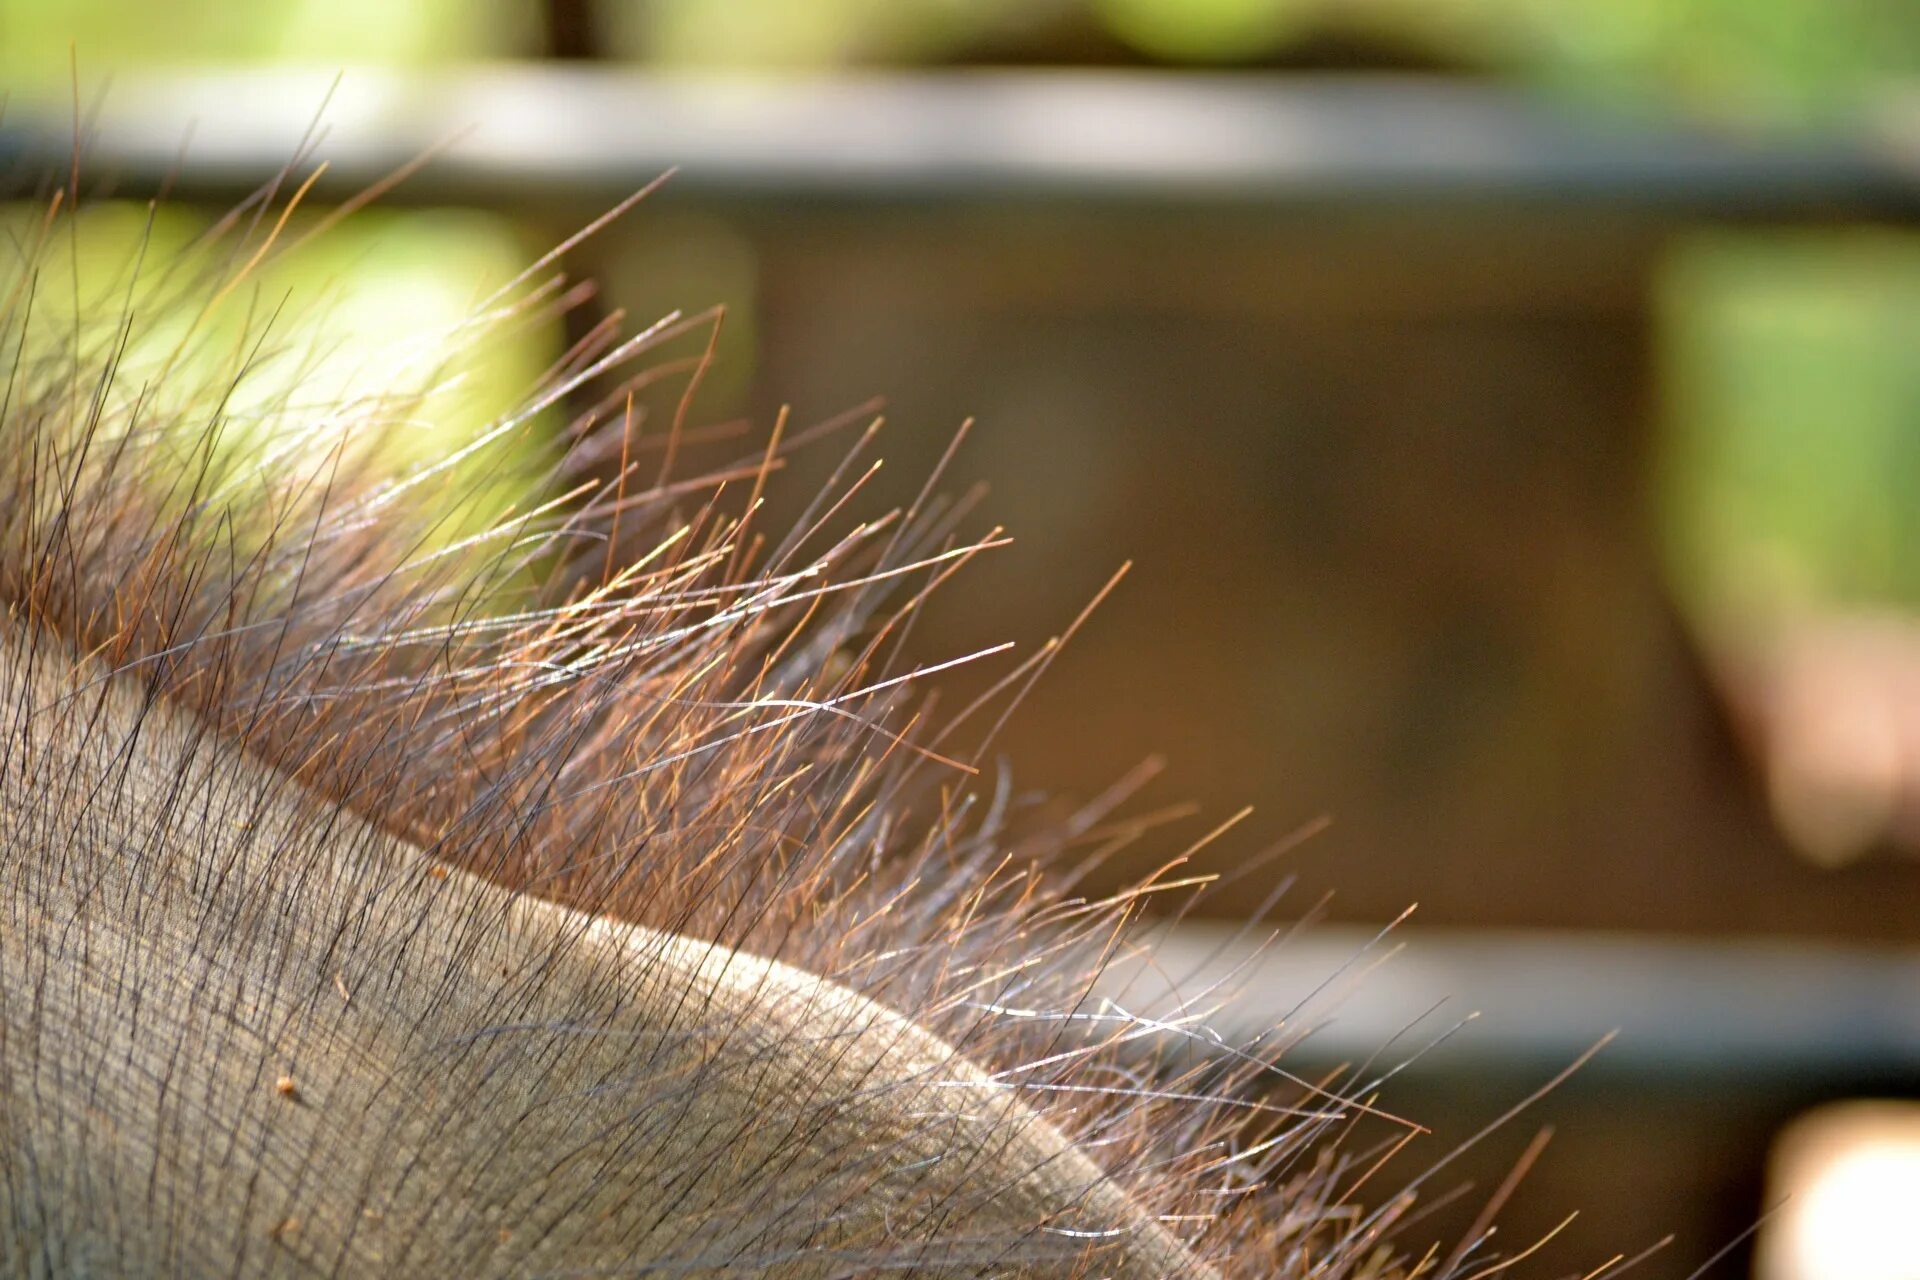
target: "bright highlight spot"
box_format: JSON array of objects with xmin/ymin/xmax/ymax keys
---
[{"xmin": 1758, "ymin": 1100, "xmax": 1920, "ymax": 1280}]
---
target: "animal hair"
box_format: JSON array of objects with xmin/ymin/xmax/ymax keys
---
[{"xmin": 0, "ymin": 157, "xmax": 1492, "ymax": 1277}]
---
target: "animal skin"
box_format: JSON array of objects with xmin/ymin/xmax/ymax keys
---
[
  {"xmin": 0, "ymin": 613, "xmax": 1212, "ymax": 1277},
  {"xmin": 0, "ymin": 170, "xmax": 1467, "ymax": 1277}
]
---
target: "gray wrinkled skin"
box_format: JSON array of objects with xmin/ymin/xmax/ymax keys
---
[{"xmin": 0, "ymin": 621, "xmax": 1213, "ymax": 1278}]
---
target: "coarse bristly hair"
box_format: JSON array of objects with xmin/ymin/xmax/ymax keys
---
[{"xmin": 0, "ymin": 144, "xmax": 1560, "ymax": 1278}]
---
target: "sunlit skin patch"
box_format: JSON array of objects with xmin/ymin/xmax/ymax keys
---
[{"xmin": 0, "ymin": 153, "xmax": 1541, "ymax": 1276}]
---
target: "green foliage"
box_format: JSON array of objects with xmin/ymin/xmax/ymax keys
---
[
  {"xmin": 12, "ymin": 0, "xmax": 1918, "ymax": 126},
  {"xmin": 607, "ymin": 0, "xmax": 1016, "ymax": 68},
  {"xmin": 0, "ymin": 0, "xmax": 538, "ymax": 83},
  {"xmin": 1660, "ymin": 231, "xmax": 1920, "ymax": 620},
  {"xmin": 2, "ymin": 200, "xmax": 557, "ymax": 547},
  {"xmin": 609, "ymin": 0, "xmax": 1920, "ymax": 125},
  {"xmin": 1085, "ymin": 0, "xmax": 1308, "ymax": 63},
  {"xmin": 1504, "ymin": 0, "xmax": 1920, "ymax": 123}
]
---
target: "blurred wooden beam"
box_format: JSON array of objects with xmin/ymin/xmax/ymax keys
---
[
  {"xmin": 4, "ymin": 68, "xmax": 1917, "ymax": 215},
  {"xmin": 1100, "ymin": 924, "xmax": 1920, "ymax": 1081}
]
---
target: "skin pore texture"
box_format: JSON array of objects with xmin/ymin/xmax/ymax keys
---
[{"xmin": 0, "ymin": 617, "xmax": 1212, "ymax": 1276}]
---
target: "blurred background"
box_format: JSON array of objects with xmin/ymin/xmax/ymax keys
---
[{"xmin": 5, "ymin": 2, "xmax": 1920, "ymax": 1274}]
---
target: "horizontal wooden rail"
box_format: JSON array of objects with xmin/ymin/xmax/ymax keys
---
[
  {"xmin": 1099, "ymin": 924, "xmax": 1920, "ymax": 1081},
  {"xmin": 4, "ymin": 68, "xmax": 1918, "ymax": 214}
]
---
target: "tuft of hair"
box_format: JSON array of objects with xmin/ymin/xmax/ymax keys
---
[{"xmin": 0, "ymin": 162, "xmax": 1469, "ymax": 1277}]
